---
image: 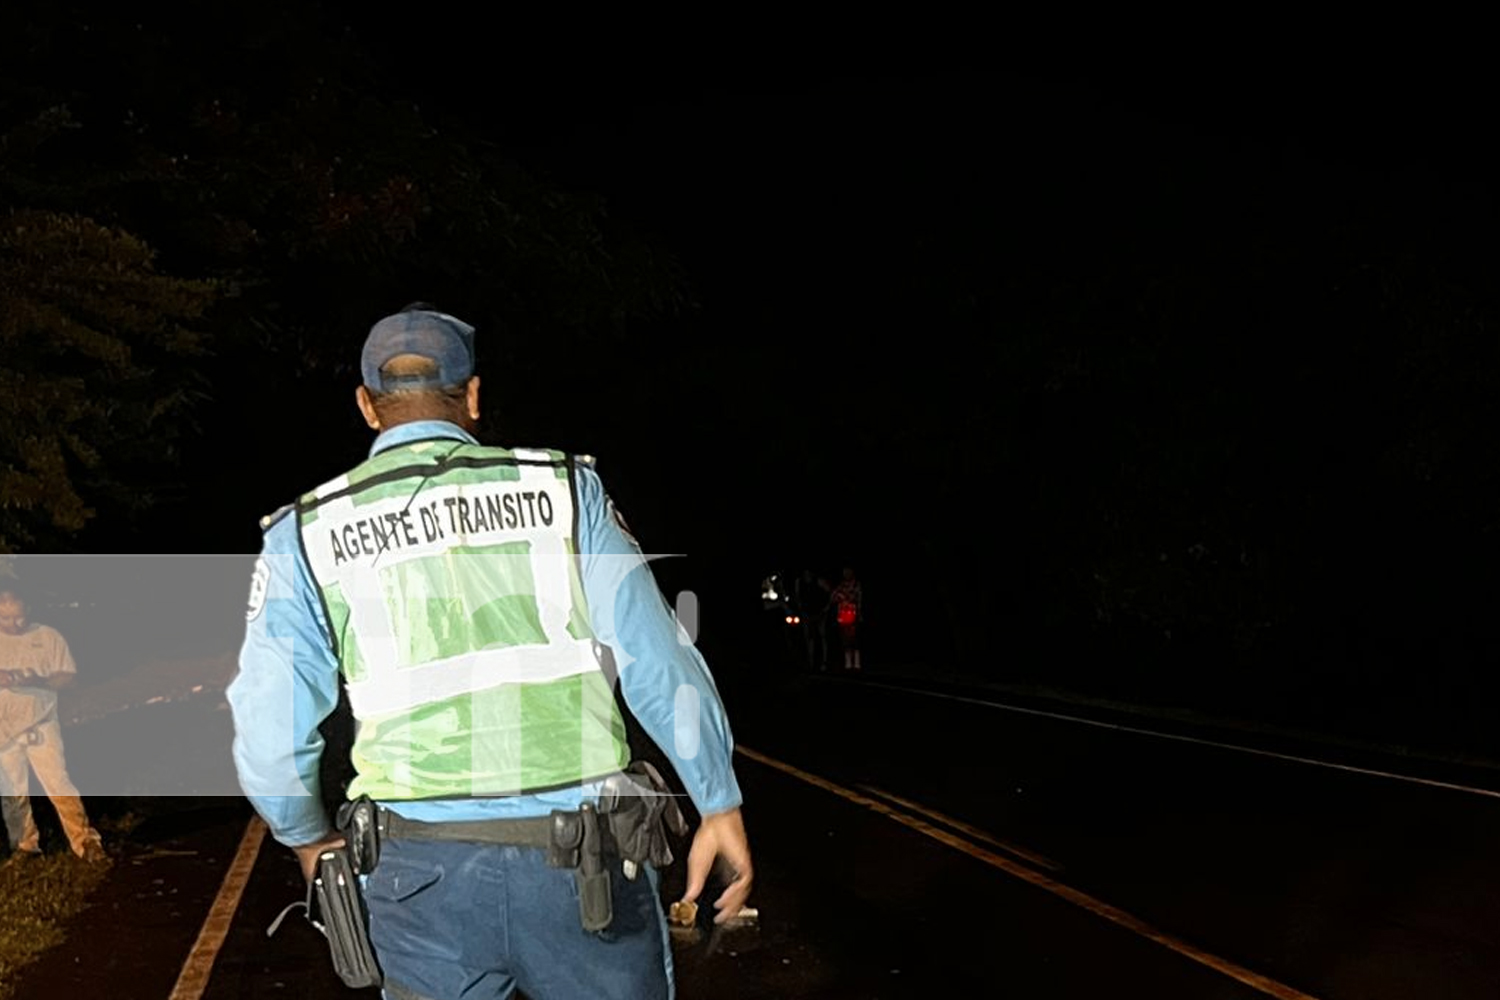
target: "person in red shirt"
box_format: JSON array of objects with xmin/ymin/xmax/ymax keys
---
[{"xmin": 829, "ymin": 567, "xmax": 863, "ymax": 671}]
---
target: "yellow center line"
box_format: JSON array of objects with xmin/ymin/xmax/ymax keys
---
[
  {"xmin": 736, "ymin": 745, "xmax": 1323, "ymax": 1000},
  {"xmin": 854, "ymin": 782, "xmax": 1063, "ymax": 872},
  {"xmin": 168, "ymin": 815, "xmax": 267, "ymax": 1000}
]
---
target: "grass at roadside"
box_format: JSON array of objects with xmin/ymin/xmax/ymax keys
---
[
  {"xmin": 0, "ymin": 805, "xmax": 150, "ymax": 1000},
  {"xmin": 0, "ymin": 850, "xmax": 113, "ymax": 1000}
]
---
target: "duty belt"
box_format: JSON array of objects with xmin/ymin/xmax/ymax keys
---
[
  {"xmin": 375, "ymin": 808, "xmax": 555, "ymax": 848},
  {"xmin": 373, "ymin": 801, "xmax": 618, "ymax": 931},
  {"xmin": 350, "ymin": 762, "xmax": 689, "ymax": 934}
]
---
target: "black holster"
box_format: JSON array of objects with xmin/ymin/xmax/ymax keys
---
[
  {"xmin": 545, "ymin": 762, "xmax": 689, "ymax": 934},
  {"xmin": 575, "ymin": 802, "xmax": 612, "ymax": 932},
  {"xmin": 309, "ymin": 844, "xmax": 383, "ymax": 989},
  {"xmin": 547, "ymin": 801, "xmax": 616, "ymax": 932},
  {"xmin": 266, "ymin": 798, "xmax": 383, "ymax": 990}
]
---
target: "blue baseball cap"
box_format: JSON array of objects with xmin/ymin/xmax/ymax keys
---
[{"xmin": 361, "ymin": 308, "xmax": 476, "ymax": 391}]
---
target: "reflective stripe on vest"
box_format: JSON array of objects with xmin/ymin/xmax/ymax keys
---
[{"xmin": 296, "ymin": 442, "xmax": 629, "ymax": 799}]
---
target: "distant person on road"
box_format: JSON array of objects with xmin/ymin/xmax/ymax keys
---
[
  {"xmin": 0, "ymin": 587, "xmax": 107, "ymax": 866},
  {"xmin": 792, "ymin": 569, "xmax": 831, "ymax": 671},
  {"xmin": 830, "ymin": 566, "xmax": 863, "ymax": 672}
]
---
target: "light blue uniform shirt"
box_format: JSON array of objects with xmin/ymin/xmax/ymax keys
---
[{"xmin": 227, "ymin": 420, "xmax": 743, "ymax": 848}]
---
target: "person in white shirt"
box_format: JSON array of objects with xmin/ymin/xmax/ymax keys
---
[{"xmin": 0, "ymin": 586, "xmax": 106, "ymax": 865}]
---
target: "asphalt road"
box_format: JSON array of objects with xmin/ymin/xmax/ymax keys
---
[{"xmin": 10, "ymin": 663, "xmax": 1500, "ymax": 999}]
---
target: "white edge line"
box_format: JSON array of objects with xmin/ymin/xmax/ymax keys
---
[
  {"xmin": 735, "ymin": 744, "xmax": 1324, "ymax": 1000},
  {"xmin": 859, "ymin": 680, "xmax": 1500, "ymax": 800}
]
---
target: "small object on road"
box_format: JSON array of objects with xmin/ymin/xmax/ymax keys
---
[
  {"xmin": 669, "ymin": 900, "xmax": 761, "ymax": 957},
  {"xmin": 721, "ymin": 906, "xmax": 758, "ymax": 929}
]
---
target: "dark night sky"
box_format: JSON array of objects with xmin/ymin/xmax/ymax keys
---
[
  {"xmin": 151, "ymin": 53, "xmax": 1498, "ymax": 553},
  {"xmin": 297, "ymin": 53, "xmax": 1497, "ymax": 645},
  {"xmin": 11, "ymin": 15, "xmax": 1500, "ymax": 717}
]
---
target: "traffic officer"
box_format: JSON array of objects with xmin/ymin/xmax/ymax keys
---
[{"xmin": 227, "ymin": 305, "xmax": 752, "ymax": 1000}]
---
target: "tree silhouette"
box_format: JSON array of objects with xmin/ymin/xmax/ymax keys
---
[
  {"xmin": 0, "ymin": 208, "xmax": 216, "ymax": 550},
  {"xmin": 0, "ymin": 4, "xmax": 693, "ymax": 549}
]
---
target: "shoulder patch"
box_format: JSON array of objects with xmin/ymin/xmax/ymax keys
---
[
  {"xmin": 259, "ymin": 503, "xmax": 294, "ymax": 531},
  {"xmin": 245, "ymin": 556, "xmax": 271, "ymax": 621}
]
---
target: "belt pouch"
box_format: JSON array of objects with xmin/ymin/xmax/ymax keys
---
[
  {"xmin": 548, "ymin": 809, "xmax": 582, "ymax": 868},
  {"xmin": 576, "ymin": 803, "xmax": 612, "ymax": 932}
]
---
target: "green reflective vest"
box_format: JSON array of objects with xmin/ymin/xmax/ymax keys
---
[{"xmin": 295, "ymin": 438, "xmax": 629, "ymax": 801}]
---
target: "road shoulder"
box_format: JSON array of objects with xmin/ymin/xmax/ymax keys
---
[{"xmin": 3, "ymin": 799, "xmax": 253, "ymax": 1000}]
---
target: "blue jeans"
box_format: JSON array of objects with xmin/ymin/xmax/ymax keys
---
[{"xmin": 364, "ymin": 836, "xmax": 674, "ymax": 1000}]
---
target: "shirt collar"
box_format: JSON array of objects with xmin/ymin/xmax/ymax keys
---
[{"xmin": 369, "ymin": 420, "xmax": 478, "ymax": 458}]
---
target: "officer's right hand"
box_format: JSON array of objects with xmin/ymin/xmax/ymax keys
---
[{"xmin": 680, "ymin": 807, "xmax": 753, "ymax": 925}]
